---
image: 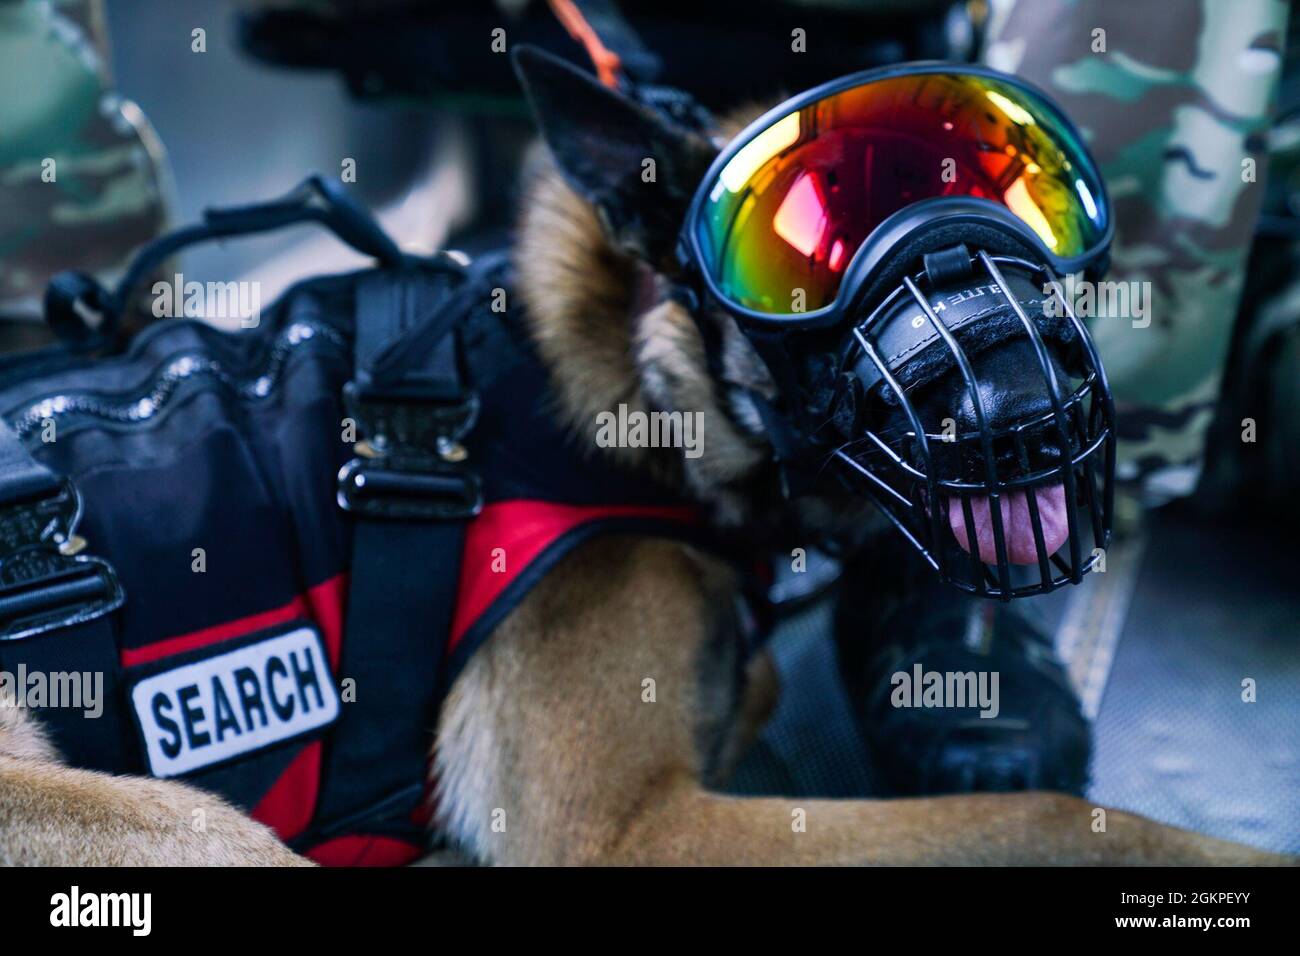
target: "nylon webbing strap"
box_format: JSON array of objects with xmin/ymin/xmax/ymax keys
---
[
  {"xmin": 310, "ymin": 268, "xmax": 473, "ymax": 840},
  {"xmin": 565, "ymin": 0, "xmax": 661, "ymax": 84},
  {"xmin": 559, "ymin": 0, "xmax": 712, "ymax": 133},
  {"xmin": 0, "ymin": 422, "xmax": 133, "ymax": 774},
  {"xmin": 0, "ymin": 616, "xmax": 133, "ymax": 772}
]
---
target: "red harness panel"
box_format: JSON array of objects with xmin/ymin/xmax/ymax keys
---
[
  {"xmin": 114, "ymin": 500, "xmax": 696, "ymax": 863},
  {"xmin": 449, "ymin": 499, "xmax": 698, "ymax": 652}
]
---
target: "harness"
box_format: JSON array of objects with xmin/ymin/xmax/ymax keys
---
[{"xmin": 0, "ymin": 177, "xmax": 703, "ymax": 865}]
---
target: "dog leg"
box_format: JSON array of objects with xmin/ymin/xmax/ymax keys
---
[
  {"xmin": 435, "ymin": 536, "xmax": 1288, "ymax": 866},
  {"xmin": 0, "ymin": 696, "xmax": 309, "ymax": 865}
]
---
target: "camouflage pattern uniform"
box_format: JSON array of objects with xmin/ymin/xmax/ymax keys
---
[
  {"xmin": 0, "ymin": 0, "xmax": 172, "ymax": 322},
  {"xmin": 982, "ymin": 0, "xmax": 1289, "ymax": 506}
]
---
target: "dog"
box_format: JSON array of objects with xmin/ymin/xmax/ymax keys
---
[{"xmin": 0, "ymin": 50, "xmax": 1287, "ymax": 865}]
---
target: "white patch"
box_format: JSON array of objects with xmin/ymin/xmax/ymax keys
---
[
  {"xmin": 983, "ymin": 37, "xmax": 1025, "ymax": 75},
  {"xmin": 1238, "ymin": 47, "xmax": 1280, "ymax": 75},
  {"xmin": 130, "ymin": 626, "xmax": 338, "ymax": 778}
]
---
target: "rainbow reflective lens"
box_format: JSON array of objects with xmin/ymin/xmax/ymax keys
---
[{"xmin": 690, "ymin": 69, "xmax": 1108, "ymax": 316}]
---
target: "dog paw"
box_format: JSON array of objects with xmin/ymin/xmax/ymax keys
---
[{"xmin": 846, "ymin": 588, "xmax": 1090, "ymax": 797}]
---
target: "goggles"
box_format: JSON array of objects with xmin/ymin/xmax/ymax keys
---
[
  {"xmin": 676, "ymin": 64, "xmax": 1116, "ymax": 600},
  {"xmin": 681, "ymin": 64, "xmax": 1110, "ymax": 324}
]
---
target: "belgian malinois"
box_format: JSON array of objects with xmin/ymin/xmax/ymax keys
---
[{"xmin": 0, "ymin": 49, "xmax": 1286, "ymax": 865}]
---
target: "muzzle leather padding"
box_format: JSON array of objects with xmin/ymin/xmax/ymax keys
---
[
  {"xmin": 853, "ymin": 265, "xmax": 1078, "ymax": 405},
  {"xmin": 843, "ymin": 214, "xmax": 1047, "ymax": 324}
]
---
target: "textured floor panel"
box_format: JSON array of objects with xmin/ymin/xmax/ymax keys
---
[
  {"xmin": 729, "ymin": 601, "xmax": 878, "ymax": 797},
  {"xmin": 1053, "ymin": 533, "xmax": 1146, "ymax": 719},
  {"xmin": 1087, "ymin": 508, "xmax": 1300, "ymax": 854},
  {"xmin": 732, "ymin": 509, "xmax": 1300, "ymax": 856}
]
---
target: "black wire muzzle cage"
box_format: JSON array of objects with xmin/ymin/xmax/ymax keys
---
[{"xmin": 835, "ymin": 250, "xmax": 1116, "ymax": 600}]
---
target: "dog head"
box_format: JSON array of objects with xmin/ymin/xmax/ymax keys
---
[
  {"xmin": 512, "ymin": 49, "xmax": 788, "ymax": 527},
  {"xmin": 512, "ymin": 49, "xmax": 1112, "ymax": 592}
]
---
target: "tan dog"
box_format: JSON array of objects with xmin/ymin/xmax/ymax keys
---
[{"xmin": 0, "ymin": 52, "xmax": 1287, "ymax": 866}]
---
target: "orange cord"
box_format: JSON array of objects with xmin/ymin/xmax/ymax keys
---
[{"xmin": 546, "ymin": 0, "xmax": 624, "ymax": 89}]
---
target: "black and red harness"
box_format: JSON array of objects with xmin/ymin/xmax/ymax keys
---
[{"xmin": 0, "ymin": 178, "xmax": 707, "ymax": 865}]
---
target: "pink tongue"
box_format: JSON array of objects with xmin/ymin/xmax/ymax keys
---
[{"xmin": 948, "ymin": 485, "xmax": 1069, "ymax": 565}]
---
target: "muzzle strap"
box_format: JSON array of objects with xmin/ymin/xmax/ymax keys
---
[{"xmin": 855, "ymin": 246, "xmax": 1079, "ymax": 402}]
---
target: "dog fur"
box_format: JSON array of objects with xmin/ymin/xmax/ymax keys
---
[{"xmin": 0, "ymin": 51, "xmax": 1290, "ymax": 867}]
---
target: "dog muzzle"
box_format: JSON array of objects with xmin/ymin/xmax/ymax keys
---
[{"xmin": 676, "ymin": 63, "xmax": 1116, "ymax": 599}]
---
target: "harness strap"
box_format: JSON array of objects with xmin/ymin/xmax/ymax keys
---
[
  {"xmin": 309, "ymin": 264, "xmax": 479, "ymax": 847},
  {"xmin": 0, "ymin": 421, "xmax": 131, "ymax": 772}
]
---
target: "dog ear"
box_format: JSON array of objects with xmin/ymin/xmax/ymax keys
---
[{"xmin": 512, "ymin": 45, "xmax": 715, "ymax": 265}]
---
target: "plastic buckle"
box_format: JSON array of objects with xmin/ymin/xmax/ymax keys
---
[
  {"xmin": 0, "ymin": 481, "xmax": 125, "ymax": 641},
  {"xmin": 336, "ymin": 381, "xmax": 484, "ymax": 521}
]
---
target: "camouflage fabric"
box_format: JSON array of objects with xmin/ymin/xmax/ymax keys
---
[
  {"xmin": 982, "ymin": 0, "xmax": 1289, "ymax": 503},
  {"xmin": 0, "ymin": 0, "xmax": 172, "ymax": 321}
]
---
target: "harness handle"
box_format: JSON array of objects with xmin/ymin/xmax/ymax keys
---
[{"xmin": 44, "ymin": 175, "xmax": 405, "ymax": 352}]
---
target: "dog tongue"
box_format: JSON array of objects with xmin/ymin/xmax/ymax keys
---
[{"xmin": 948, "ymin": 485, "xmax": 1069, "ymax": 565}]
